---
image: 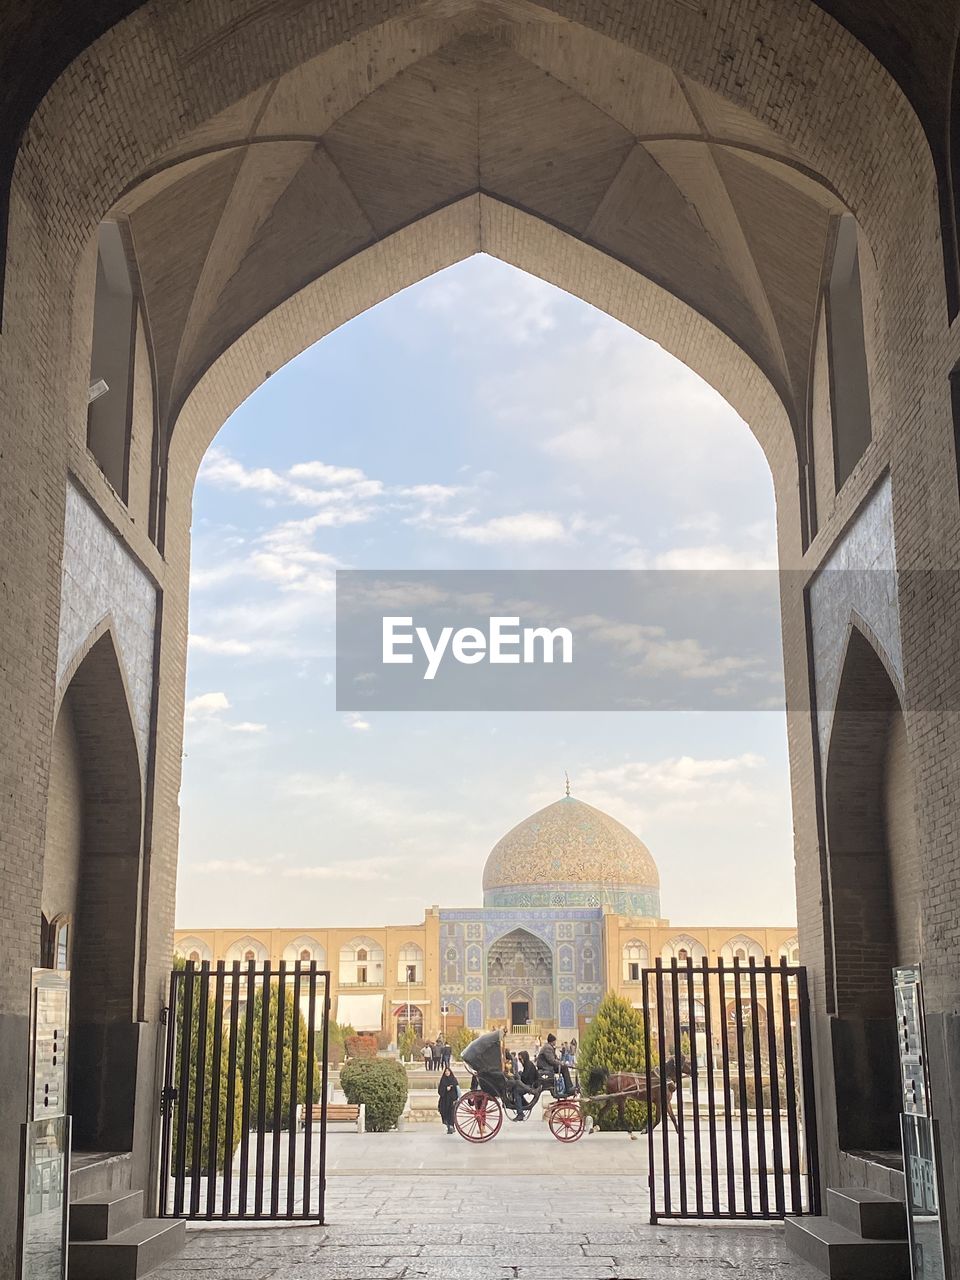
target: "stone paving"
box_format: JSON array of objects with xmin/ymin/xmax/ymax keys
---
[{"xmin": 151, "ymin": 1128, "xmax": 825, "ymax": 1280}]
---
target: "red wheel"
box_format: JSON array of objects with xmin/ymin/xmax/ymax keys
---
[
  {"xmin": 548, "ymin": 1100, "xmax": 585, "ymax": 1142},
  {"xmin": 454, "ymin": 1090, "xmax": 503, "ymax": 1142}
]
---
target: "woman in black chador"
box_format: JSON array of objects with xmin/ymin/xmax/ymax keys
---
[{"xmin": 437, "ymin": 1064, "xmax": 460, "ymax": 1134}]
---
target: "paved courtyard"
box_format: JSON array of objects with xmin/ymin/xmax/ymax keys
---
[{"xmin": 151, "ymin": 1126, "xmax": 824, "ymax": 1280}]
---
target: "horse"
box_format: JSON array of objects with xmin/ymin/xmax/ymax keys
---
[{"xmin": 586, "ymin": 1054, "xmax": 692, "ymax": 1138}]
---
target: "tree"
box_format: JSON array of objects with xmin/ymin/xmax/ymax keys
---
[
  {"xmin": 577, "ymin": 993, "xmax": 655, "ymax": 1132},
  {"xmin": 322, "ymin": 1021, "xmax": 355, "ymax": 1067},
  {"xmin": 449, "ymin": 1026, "xmax": 479, "ymax": 1060},
  {"xmin": 241, "ymin": 980, "xmax": 313, "ymax": 1125},
  {"xmin": 171, "ymin": 959, "xmax": 243, "ymax": 1175},
  {"xmin": 397, "ymin": 1024, "xmax": 418, "ymax": 1062}
]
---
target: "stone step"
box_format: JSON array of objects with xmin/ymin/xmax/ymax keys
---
[
  {"xmin": 69, "ymin": 1218, "xmax": 186, "ymax": 1280},
  {"xmin": 70, "ymin": 1188, "xmax": 145, "ymax": 1241},
  {"xmin": 827, "ymin": 1187, "xmax": 908, "ymax": 1240},
  {"xmin": 784, "ymin": 1216, "xmax": 910, "ymax": 1280}
]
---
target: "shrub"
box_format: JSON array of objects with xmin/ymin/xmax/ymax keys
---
[
  {"xmin": 324, "ymin": 1022, "xmax": 355, "ymax": 1068},
  {"xmin": 340, "ymin": 1058, "xmax": 408, "ymax": 1132},
  {"xmin": 577, "ymin": 992, "xmax": 654, "ymax": 1132},
  {"xmin": 448, "ymin": 1026, "xmax": 479, "ymax": 1060},
  {"xmin": 345, "ymin": 1033, "xmax": 378, "ymax": 1060}
]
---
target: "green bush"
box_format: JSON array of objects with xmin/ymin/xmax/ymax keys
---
[
  {"xmin": 577, "ymin": 992, "xmax": 654, "ymax": 1132},
  {"xmin": 323, "ymin": 1022, "xmax": 355, "ymax": 1068},
  {"xmin": 340, "ymin": 1058, "xmax": 408, "ymax": 1132},
  {"xmin": 448, "ymin": 1026, "xmax": 479, "ymax": 1060}
]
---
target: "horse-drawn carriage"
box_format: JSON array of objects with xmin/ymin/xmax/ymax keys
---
[
  {"xmin": 454, "ymin": 1031, "xmax": 585, "ymax": 1142},
  {"xmin": 453, "ymin": 1030, "xmax": 689, "ymax": 1144}
]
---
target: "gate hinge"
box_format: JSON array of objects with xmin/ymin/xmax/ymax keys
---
[
  {"xmin": 160, "ymin": 1004, "xmax": 170, "ymax": 1026},
  {"xmin": 160, "ymin": 1085, "xmax": 178, "ymax": 1105}
]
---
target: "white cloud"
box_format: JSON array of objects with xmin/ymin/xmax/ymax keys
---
[
  {"xmin": 230, "ymin": 721, "xmax": 267, "ymax": 734},
  {"xmin": 344, "ymin": 713, "xmax": 371, "ymax": 731},
  {"xmin": 185, "ymin": 691, "xmax": 230, "ymax": 719},
  {"xmin": 189, "ymin": 634, "xmax": 254, "ymax": 655}
]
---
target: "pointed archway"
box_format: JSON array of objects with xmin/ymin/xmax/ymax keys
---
[
  {"xmin": 824, "ymin": 623, "xmax": 919, "ymax": 1154},
  {"xmin": 42, "ymin": 629, "xmax": 144, "ymax": 1151}
]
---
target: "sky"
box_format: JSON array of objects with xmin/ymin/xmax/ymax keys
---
[{"xmin": 176, "ymin": 255, "xmax": 795, "ymax": 930}]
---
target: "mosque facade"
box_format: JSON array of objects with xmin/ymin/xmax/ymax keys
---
[{"xmin": 175, "ymin": 792, "xmax": 797, "ymax": 1041}]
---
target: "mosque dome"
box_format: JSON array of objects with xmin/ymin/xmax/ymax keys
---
[{"xmin": 482, "ymin": 792, "xmax": 661, "ymax": 916}]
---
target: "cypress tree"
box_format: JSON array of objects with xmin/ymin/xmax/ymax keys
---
[{"xmin": 578, "ymin": 992, "xmax": 657, "ymax": 1131}]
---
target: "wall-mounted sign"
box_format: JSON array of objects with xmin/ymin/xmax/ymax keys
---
[
  {"xmin": 18, "ymin": 1114, "xmax": 70, "ymax": 1280},
  {"xmin": 29, "ymin": 970, "xmax": 69, "ymax": 1122},
  {"xmin": 902, "ymin": 1113, "xmax": 949, "ymax": 1280},
  {"xmin": 894, "ymin": 965, "xmax": 929, "ymax": 1117}
]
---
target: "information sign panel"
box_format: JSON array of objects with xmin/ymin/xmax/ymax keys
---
[
  {"xmin": 29, "ymin": 970, "xmax": 69, "ymax": 1121},
  {"xmin": 17, "ymin": 1114, "xmax": 70, "ymax": 1280}
]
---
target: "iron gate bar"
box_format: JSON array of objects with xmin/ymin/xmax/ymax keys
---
[
  {"xmin": 669, "ymin": 961, "xmax": 687, "ymax": 1215},
  {"xmin": 763, "ymin": 960, "xmax": 786, "ymax": 1217},
  {"xmin": 717, "ymin": 960, "xmax": 737, "ymax": 1212},
  {"xmin": 684, "ymin": 959, "xmax": 704, "ymax": 1216},
  {"xmin": 158, "ymin": 966, "xmax": 180, "ymax": 1214},
  {"xmin": 237, "ymin": 960, "xmax": 255, "ymax": 1214},
  {"xmin": 747, "ymin": 960, "xmax": 769, "ymax": 1216},
  {"xmin": 797, "ymin": 967, "xmax": 822, "ymax": 1215},
  {"xmin": 642, "ymin": 961, "xmax": 656, "ymax": 1221},
  {"xmin": 206, "ymin": 962, "xmax": 225, "ymax": 1215},
  {"xmin": 731, "ymin": 960, "xmax": 752, "ymax": 1215},
  {"xmin": 285, "ymin": 962, "xmax": 302, "ymax": 1218},
  {"xmin": 778, "ymin": 961, "xmax": 802, "ymax": 1214},
  {"xmin": 189, "ymin": 962, "xmax": 209, "ymax": 1217},
  {"xmin": 221, "ymin": 962, "xmax": 240, "ymax": 1219},
  {"xmin": 700, "ymin": 955, "xmax": 720, "ymax": 1215},
  {"xmin": 643, "ymin": 959, "xmax": 820, "ymax": 1224},
  {"xmin": 270, "ymin": 961, "xmax": 286, "ymax": 1217},
  {"xmin": 254, "ymin": 970, "xmax": 270, "ymax": 1216},
  {"xmin": 172, "ymin": 962, "xmax": 193, "ymax": 1219}
]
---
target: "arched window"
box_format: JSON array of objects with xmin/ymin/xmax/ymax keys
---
[
  {"xmin": 300, "ymin": 949, "xmax": 311, "ymax": 963},
  {"xmin": 622, "ymin": 940, "xmax": 647, "ymax": 983},
  {"xmin": 397, "ymin": 943, "xmax": 423, "ymax": 984},
  {"xmin": 826, "ymin": 214, "xmax": 872, "ymax": 489},
  {"xmin": 582, "ymin": 945, "xmax": 596, "ymax": 984},
  {"xmin": 87, "ymin": 221, "xmax": 137, "ymax": 497},
  {"xmin": 189, "ymin": 950, "xmax": 200, "ymax": 964},
  {"xmin": 678, "ymin": 948, "xmax": 689, "ymax": 964},
  {"xmin": 339, "ymin": 937, "xmax": 384, "ymax": 985},
  {"xmin": 244, "ymin": 949, "xmax": 255, "ymax": 962}
]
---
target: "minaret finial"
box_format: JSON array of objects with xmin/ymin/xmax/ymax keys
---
[{"xmin": 564, "ymin": 771, "xmax": 571, "ymax": 798}]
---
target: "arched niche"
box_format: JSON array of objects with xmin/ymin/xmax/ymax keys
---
[
  {"xmin": 825, "ymin": 624, "xmax": 919, "ymax": 1153},
  {"xmin": 42, "ymin": 629, "xmax": 144, "ymax": 1151}
]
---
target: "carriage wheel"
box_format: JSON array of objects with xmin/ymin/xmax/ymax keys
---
[
  {"xmin": 548, "ymin": 1100, "xmax": 585, "ymax": 1142},
  {"xmin": 454, "ymin": 1090, "xmax": 504, "ymax": 1142}
]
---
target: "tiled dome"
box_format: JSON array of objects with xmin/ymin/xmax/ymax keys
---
[{"xmin": 482, "ymin": 795, "xmax": 660, "ymax": 914}]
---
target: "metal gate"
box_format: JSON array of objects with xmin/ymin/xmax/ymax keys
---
[
  {"xmin": 159, "ymin": 960, "xmax": 330, "ymax": 1221},
  {"xmin": 642, "ymin": 958, "xmax": 820, "ymax": 1222}
]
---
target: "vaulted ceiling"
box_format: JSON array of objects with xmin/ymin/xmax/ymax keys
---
[{"xmin": 107, "ymin": 13, "xmax": 844, "ymax": 443}]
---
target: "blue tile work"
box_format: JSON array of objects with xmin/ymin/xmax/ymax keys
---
[
  {"xmin": 484, "ymin": 882, "xmax": 660, "ymax": 915},
  {"xmin": 439, "ymin": 906, "xmax": 604, "ymax": 1030}
]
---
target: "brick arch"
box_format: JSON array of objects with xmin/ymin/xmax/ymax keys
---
[
  {"xmin": 46, "ymin": 628, "xmax": 144, "ymax": 1152},
  {"xmin": 824, "ymin": 621, "xmax": 918, "ymax": 1153}
]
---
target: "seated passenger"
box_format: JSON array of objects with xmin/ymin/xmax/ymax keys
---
[
  {"xmin": 513, "ymin": 1049, "xmax": 539, "ymax": 1120},
  {"xmin": 536, "ymin": 1033, "xmax": 575, "ymax": 1096}
]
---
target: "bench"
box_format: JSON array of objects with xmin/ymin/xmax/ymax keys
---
[{"xmin": 298, "ymin": 1102, "xmax": 365, "ymax": 1133}]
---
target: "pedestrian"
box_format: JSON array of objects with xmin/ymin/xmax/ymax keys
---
[
  {"xmin": 421, "ymin": 1041, "xmax": 432, "ymax": 1071},
  {"xmin": 570, "ymin": 1037, "xmax": 578, "ymax": 1057},
  {"xmin": 442, "ymin": 1039, "xmax": 452, "ymax": 1068},
  {"xmin": 437, "ymin": 1063, "xmax": 460, "ymax": 1135},
  {"xmin": 434, "ymin": 1036, "xmax": 444, "ymax": 1071},
  {"xmin": 533, "ymin": 1035, "xmax": 542, "ymax": 1059},
  {"xmin": 513, "ymin": 1050, "xmax": 538, "ymax": 1121}
]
